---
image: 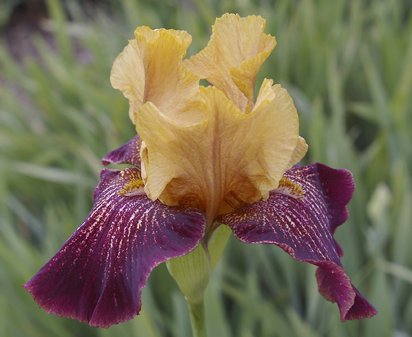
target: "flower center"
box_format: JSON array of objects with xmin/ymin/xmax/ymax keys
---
[
  {"xmin": 118, "ymin": 169, "xmax": 145, "ymax": 197},
  {"xmin": 136, "ymin": 83, "xmax": 302, "ymax": 231}
]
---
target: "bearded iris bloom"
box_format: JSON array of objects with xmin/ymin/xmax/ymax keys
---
[{"xmin": 25, "ymin": 14, "xmax": 377, "ymax": 328}]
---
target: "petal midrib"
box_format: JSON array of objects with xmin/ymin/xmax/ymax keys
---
[{"xmin": 204, "ymin": 103, "xmax": 224, "ymax": 230}]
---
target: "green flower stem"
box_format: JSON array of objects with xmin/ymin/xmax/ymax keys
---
[
  {"xmin": 188, "ymin": 299, "xmax": 206, "ymax": 337},
  {"xmin": 167, "ymin": 225, "xmax": 231, "ymax": 337}
]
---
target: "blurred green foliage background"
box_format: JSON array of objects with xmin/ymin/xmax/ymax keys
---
[{"xmin": 1, "ymin": 0, "xmax": 411, "ymax": 336}]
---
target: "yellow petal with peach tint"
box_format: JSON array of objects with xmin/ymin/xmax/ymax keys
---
[
  {"xmin": 186, "ymin": 14, "xmax": 276, "ymax": 111},
  {"xmin": 110, "ymin": 27, "xmax": 199, "ymax": 123},
  {"xmin": 110, "ymin": 39, "xmax": 144, "ymax": 122},
  {"xmin": 288, "ymin": 136, "xmax": 308, "ymax": 166},
  {"xmin": 135, "ymin": 83, "xmax": 299, "ymax": 223}
]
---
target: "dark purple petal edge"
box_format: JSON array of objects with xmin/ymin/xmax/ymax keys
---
[
  {"xmin": 25, "ymin": 168, "xmax": 205, "ymax": 328},
  {"xmin": 102, "ymin": 135, "xmax": 140, "ymax": 166},
  {"xmin": 316, "ymin": 163, "xmax": 354, "ymax": 233},
  {"xmin": 220, "ymin": 163, "xmax": 377, "ymax": 321}
]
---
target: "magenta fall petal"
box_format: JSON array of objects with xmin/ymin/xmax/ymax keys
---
[
  {"xmin": 25, "ymin": 168, "xmax": 205, "ymax": 328},
  {"xmin": 219, "ymin": 163, "xmax": 377, "ymax": 320}
]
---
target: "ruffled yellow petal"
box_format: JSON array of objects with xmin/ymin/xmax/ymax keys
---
[
  {"xmin": 110, "ymin": 27, "xmax": 198, "ymax": 123},
  {"xmin": 110, "ymin": 39, "xmax": 144, "ymax": 122},
  {"xmin": 135, "ymin": 81, "xmax": 299, "ymax": 223},
  {"xmin": 254, "ymin": 79, "xmax": 308, "ymax": 167},
  {"xmin": 186, "ymin": 14, "xmax": 276, "ymax": 111},
  {"xmin": 288, "ymin": 136, "xmax": 308, "ymax": 166}
]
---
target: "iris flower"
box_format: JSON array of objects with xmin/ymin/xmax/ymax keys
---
[{"xmin": 25, "ymin": 14, "xmax": 377, "ymax": 328}]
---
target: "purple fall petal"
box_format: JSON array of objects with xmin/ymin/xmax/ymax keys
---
[
  {"xmin": 220, "ymin": 163, "xmax": 377, "ymax": 320},
  {"xmin": 102, "ymin": 135, "xmax": 141, "ymax": 166},
  {"xmin": 25, "ymin": 168, "xmax": 205, "ymax": 328}
]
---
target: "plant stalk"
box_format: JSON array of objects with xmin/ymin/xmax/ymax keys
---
[{"xmin": 188, "ymin": 299, "xmax": 206, "ymax": 337}]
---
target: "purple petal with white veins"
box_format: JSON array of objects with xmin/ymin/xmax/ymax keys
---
[
  {"xmin": 220, "ymin": 163, "xmax": 377, "ymax": 320},
  {"xmin": 25, "ymin": 168, "xmax": 205, "ymax": 328},
  {"xmin": 102, "ymin": 135, "xmax": 140, "ymax": 166}
]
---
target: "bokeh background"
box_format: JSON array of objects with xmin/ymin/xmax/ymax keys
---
[{"xmin": 1, "ymin": 0, "xmax": 411, "ymax": 336}]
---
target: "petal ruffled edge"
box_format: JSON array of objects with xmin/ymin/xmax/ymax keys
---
[
  {"xmin": 220, "ymin": 163, "xmax": 377, "ymax": 320},
  {"xmin": 25, "ymin": 168, "xmax": 205, "ymax": 327},
  {"xmin": 110, "ymin": 27, "xmax": 199, "ymax": 124},
  {"xmin": 288, "ymin": 136, "xmax": 308, "ymax": 167},
  {"xmin": 186, "ymin": 13, "xmax": 276, "ymax": 111},
  {"xmin": 316, "ymin": 261, "xmax": 377, "ymax": 320}
]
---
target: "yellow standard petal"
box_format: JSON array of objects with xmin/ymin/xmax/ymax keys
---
[
  {"xmin": 135, "ymin": 81, "xmax": 300, "ymax": 226},
  {"xmin": 110, "ymin": 26, "xmax": 199, "ymax": 123},
  {"xmin": 186, "ymin": 14, "xmax": 276, "ymax": 111}
]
